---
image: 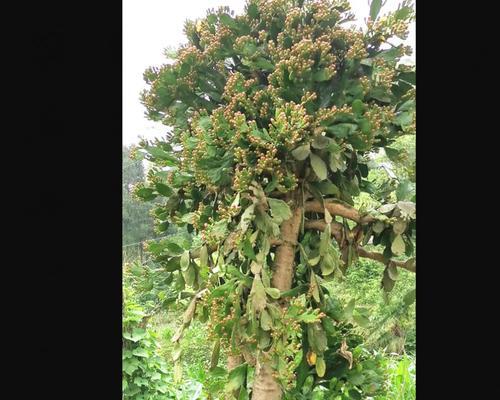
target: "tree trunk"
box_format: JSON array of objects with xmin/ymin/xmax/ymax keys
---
[
  {"xmin": 271, "ymin": 206, "xmax": 303, "ymax": 291},
  {"xmin": 251, "ymin": 358, "xmax": 282, "ymax": 400},
  {"xmin": 252, "ymin": 194, "xmax": 303, "ymax": 400},
  {"xmin": 227, "ymin": 354, "xmax": 243, "ymax": 371}
]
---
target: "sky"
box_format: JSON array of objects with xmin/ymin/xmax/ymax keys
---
[{"xmin": 123, "ymin": 0, "xmax": 415, "ymax": 146}]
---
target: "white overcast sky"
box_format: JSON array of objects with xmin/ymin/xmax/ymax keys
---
[{"xmin": 123, "ymin": 0, "xmax": 415, "ymax": 146}]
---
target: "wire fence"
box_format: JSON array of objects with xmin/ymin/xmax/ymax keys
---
[
  {"xmin": 123, "ymin": 153, "xmax": 155, "ymax": 263},
  {"xmin": 122, "ymin": 159, "xmax": 144, "ymax": 170},
  {"xmin": 122, "ymin": 235, "xmax": 166, "ymax": 264}
]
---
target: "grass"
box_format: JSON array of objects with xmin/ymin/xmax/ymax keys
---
[
  {"xmin": 151, "ymin": 313, "xmax": 227, "ymax": 399},
  {"xmin": 377, "ymin": 354, "xmax": 416, "ymax": 400}
]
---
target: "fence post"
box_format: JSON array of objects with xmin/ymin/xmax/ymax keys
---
[{"xmin": 139, "ymin": 241, "xmax": 143, "ymax": 263}]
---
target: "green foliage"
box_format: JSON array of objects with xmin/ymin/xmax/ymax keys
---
[
  {"xmin": 380, "ymin": 354, "xmax": 416, "ymax": 400},
  {"xmin": 123, "ymin": 146, "xmax": 184, "ymax": 262},
  {"xmin": 123, "ymin": 146, "xmax": 159, "ymax": 261},
  {"xmin": 123, "ymin": 267, "xmax": 218, "ymax": 400},
  {"xmin": 156, "ymin": 317, "xmax": 227, "ymax": 399},
  {"xmin": 286, "ymin": 345, "xmax": 387, "ymax": 399},
  {"xmin": 122, "ymin": 287, "xmax": 176, "ymax": 399},
  {"xmin": 129, "ymin": 0, "xmax": 416, "ymax": 397},
  {"xmin": 331, "ymin": 257, "xmax": 416, "ymax": 354},
  {"xmin": 124, "ymin": 257, "xmax": 415, "ymax": 400}
]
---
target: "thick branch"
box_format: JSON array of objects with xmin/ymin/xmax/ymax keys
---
[
  {"xmin": 304, "ymin": 200, "xmax": 375, "ymax": 224},
  {"xmin": 304, "ymin": 219, "xmax": 415, "ymax": 273},
  {"xmin": 304, "ymin": 219, "xmax": 343, "ymax": 242},
  {"xmin": 357, "ymin": 247, "xmax": 415, "ymax": 272}
]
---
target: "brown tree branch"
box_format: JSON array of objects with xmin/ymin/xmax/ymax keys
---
[
  {"xmin": 303, "ymin": 219, "xmax": 415, "ymax": 273},
  {"xmin": 357, "ymin": 247, "xmax": 416, "ymax": 272},
  {"xmin": 304, "ymin": 200, "xmax": 375, "ymax": 224},
  {"xmin": 304, "ymin": 219, "xmax": 343, "ymax": 242}
]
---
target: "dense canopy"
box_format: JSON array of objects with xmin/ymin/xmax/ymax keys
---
[{"xmin": 131, "ymin": 0, "xmax": 416, "ymax": 398}]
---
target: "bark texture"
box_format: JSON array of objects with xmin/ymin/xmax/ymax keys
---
[
  {"xmin": 227, "ymin": 354, "xmax": 243, "ymax": 371},
  {"xmin": 252, "ymin": 358, "xmax": 282, "ymax": 400},
  {"xmin": 271, "ymin": 206, "xmax": 303, "ymax": 291},
  {"xmin": 252, "ymin": 193, "xmax": 303, "ymax": 400},
  {"xmin": 304, "ymin": 200, "xmax": 375, "ymax": 224}
]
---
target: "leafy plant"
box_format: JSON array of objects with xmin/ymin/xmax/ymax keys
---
[
  {"xmin": 123, "ymin": 146, "xmax": 159, "ymax": 259},
  {"xmin": 285, "ymin": 344, "xmax": 387, "ymax": 400},
  {"xmin": 131, "ymin": 0, "xmax": 416, "ymax": 398},
  {"xmin": 331, "ymin": 257, "xmax": 416, "ymax": 354},
  {"xmin": 122, "ymin": 286, "xmax": 177, "ymax": 399},
  {"xmin": 379, "ymin": 354, "xmax": 416, "ymax": 400}
]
